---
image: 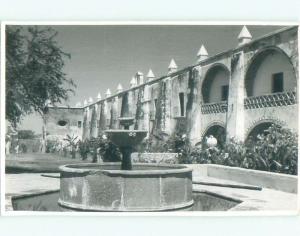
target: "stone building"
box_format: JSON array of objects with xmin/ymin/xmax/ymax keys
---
[{"xmin": 44, "ymin": 26, "xmax": 299, "ymax": 147}]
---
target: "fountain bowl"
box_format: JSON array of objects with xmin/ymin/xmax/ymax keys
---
[
  {"xmin": 58, "ymin": 163, "xmax": 193, "ymax": 211},
  {"xmin": 118, "ymin": 117, "xmax": 135, "ymax": 128},
  {"xmin": 105, "ymin": 129, "xmax": 147, "ymax": 147}
]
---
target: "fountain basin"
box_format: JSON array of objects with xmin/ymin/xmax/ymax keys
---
[
  {"xmin": 105, "ymin": 130, "xmax": 147, "ymax": 147},
  {"xmin": 58, "ymin": 163, "xmax": 193, "ymax": 211}
]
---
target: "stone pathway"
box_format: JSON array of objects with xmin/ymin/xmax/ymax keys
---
[{"xmin": 5, "ymin": 173, "xmax": 60, "ymax": 211}]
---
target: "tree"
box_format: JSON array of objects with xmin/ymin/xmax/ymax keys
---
[
  {"xmin": 18, "ymin": 130, "xmax": 36, "ymax": 139},
  {"xmin": 6, "ymin": 26, "xmax": 76, "ymax": 127}
]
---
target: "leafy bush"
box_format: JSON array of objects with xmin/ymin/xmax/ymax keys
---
[
  {"xmin": 63, "ymin": 134, "xmax": 79, "ymax": 159},
  {"xmin": 142, "ymin": 124, "xmax": 297, "ymax": 175},
  {"xmin": 45, "ymin": 139, "xmax": 60, "ymax": 153},
  {"xmin": 78, "ymin": 139, "xmax": 90, "ymax": 160},
  {"xmin": 18, "ymin": 130, "xmax": 36, "ymax": 139},
  {"xmin": 96, "ymin": 135, "xmax": 121, "ymax": 162},
  {"xmin": 189, "ymin": 124, "xmax": 298, "ymax": 175}
]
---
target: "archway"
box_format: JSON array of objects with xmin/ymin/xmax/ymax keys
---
[
  {"xmin": 246, "ymin": 121, "xmax": 276, "ymax": 142},
  {"xmin": 201, "ymin": 64, "xmax": 230, "ymax": 103},
  {"xmin": 202, "ymin": 124, "xmax": 226, "ymax": 148},
  {"xmin": 245, "ymin": 47, "xmax": 296, "ymax": 97}
]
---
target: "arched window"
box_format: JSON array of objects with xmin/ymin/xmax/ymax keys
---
[
  {"xmin": 202, "ymin": 65, "xmax": 230, "ymax": 103},
  {"xmin": 245, "ymin": 48, "xmax": 296, "ymax": 97}
]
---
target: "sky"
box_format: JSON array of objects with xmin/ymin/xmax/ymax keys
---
[{"xmin": 17, "ymin": 25, "xmax": 282, "ymax": 134}]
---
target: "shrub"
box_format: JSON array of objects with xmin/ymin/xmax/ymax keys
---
[
  {"xmin": 189, "ymin": 124, "xmax": 298, "ymax": 175},
  {"xmin": 144, "ymin": 124, "xmax": 297, "ymax": 175},
  {"xmin": 78, "ymin": 139, "xmax": 90, "ymax": 160},
  {"xmin": 63, "ymin": 134, "xmax": 79, "ymax": 159},
  {"xmin": 96, "ymin": 135, "xmax": 121, "ymax": 162}
]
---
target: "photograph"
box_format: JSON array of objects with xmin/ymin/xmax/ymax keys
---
[{"xmin": 3, "ymin": 23, "xmax": 299, "ymax": 214}]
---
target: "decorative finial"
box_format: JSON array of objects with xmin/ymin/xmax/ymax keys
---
[
  {"xmin": 197, "ymin": 44, "xmax": 208, "ymax": 62},
  {"xmin": 105, "ymin": 88, "xmax": 111, "ymax": 97},
  {"xmin": 83, "ymin": 99, "xmax": 88, "ymax": 106},
  {"xmin": 238, "ymin": 26, "xmax": 252, "ymax": 46},
  {"xmin": 75, "ymin": 102, "xmax": 82, "ymax": 108},
  {"xmin": 147, "ymin": 69, "xmax": 155, "ymax": 81},
  {"xmin": 97, "ymin": 92, "xmax": 102, "ymax": 101},
  {"xmin": 88, "ymin": 97, "xmax": 93, "ymax": 104},
  {"xmin": 117, "ymin": 83, "xmax": 123, "ymax": 93},
  {"xmin": 168, "ymin": 58, "xmax": 178, "ymax": 74},
  {"xmin": 130, "ymin": 76, "xmax": 137, "ymax": 88},
  {"xmin": 136, "ymin": 71, "xmax": 144, "ymax": 85}
]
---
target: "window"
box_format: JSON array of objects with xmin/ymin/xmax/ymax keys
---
[
  {"xmin": 221, "ymin": 85, "xmax": 229, "ymax": 101},
  {"xmin": 179, "ymin": 92, "xmax": 185, "ymax": 116},
  {"xmin": 57, "ymin": 120, "xmax": 67, "ymax": 126},
  {"xmin": 77, "ymin": 121, "xmax": 82, "ymax": 128},
  {"xmin": 272, "ymin": 72, "xmax": 284, "ymax": 93},
  {"xmin": 154, "ymin": 98, "xmax": 158, "ymax": 110}
]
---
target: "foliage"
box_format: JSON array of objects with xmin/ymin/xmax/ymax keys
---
[
  {"xmin": 6, "ymin": 26, "xmax": 76, "ymax": 127},
  {"xmin": 18, "ymin": 130, "xmax": 36, "ymax": 139},
  {"xmin": 142, "ymin": 124, "xmax": 297, "ymax": 175},
  {"xmin": 96, "ymin": 135, "xmax": 121, "ymax": 162},
  {"xmin": 20, "ymin": 143, "xmax": 28, "ymax": 153},
  {"xmin": 77, "ymin": 135, "xmax": 121, "ymax": 162},
  {"xmin": 189, "ymin": 124, "xmax": 298, "ymax": 175},
  {"xmin": 63, "ymin": 134, "xmax": 79, "ymax": 159},
  {"xmin": 45, "ymin": 139, "xmax": 60, "ymax": 153},
  {"xmin": 78, "ymin": 139, "xmax": 90, "ymax": 160}
]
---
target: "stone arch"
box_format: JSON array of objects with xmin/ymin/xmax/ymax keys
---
[
  {"xmin": 245, "ymin": 46, "xmax": 297, "ymax": 97},
  {"xmin": 245, "ymin": 118, "xmax": 285, "ymax": 142},
  {"xmin": 201, "ymin": 63, "xmax": 230, "ymax": 103},
  {"xmin": 201, "ymin": 122, "xmax": 226, "ymax": 147}
]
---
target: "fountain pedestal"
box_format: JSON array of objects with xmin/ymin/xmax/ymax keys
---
[{"xmin": 58, "ymin": 127, "xmax": 193, "ymax": 211}]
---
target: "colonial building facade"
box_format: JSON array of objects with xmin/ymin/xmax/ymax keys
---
[{"xmin": 44, "ymin": 26, "xmax": 299, "ymax": 146}]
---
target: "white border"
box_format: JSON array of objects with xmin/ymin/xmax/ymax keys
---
[{"xmin": 1, "ymin": 21, "xmax": 299, "ymax": 217}]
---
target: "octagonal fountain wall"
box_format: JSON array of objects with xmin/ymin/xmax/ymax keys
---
[{"xmin": 58, "ymin": 163, "xmax": 193, "ymax": 211}]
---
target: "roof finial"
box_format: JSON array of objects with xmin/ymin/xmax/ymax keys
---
[
  {"xmin": 238, "ymin": 26, "xmax": 252, "ymax": 46},
  {"xmin": 117, "ymin": 83, "xmax": 123, "ymax": 93},
  {"xmin": 83, "ymin": 99, "xmax": 88, "ymax": 106},
  {"xmin": 88, "ymin": 97, "xmax": 93, "ymax": 104},
  {"xmin": 197, "ymin": 44, "xmax": 208, "ymax": 62},
  {"xmin": 147, "ymin": 69, "xmax": 155, "ymax": 81},
  {"xmin": 130, "ymin": 76, "xmax": 137, "ymax": 88},
  {"xmin": 136, "ymin": 71, "xmax": 144, "ymax": 85},
  {"xmin": 168, "ymin": 58, "xmax": 178, "ymax": 74},
  {"xmin": 105, "ymin": 88, "xmax": 111, "ymax": 98},
  {"xmin": 97, "ymin": 92, "xmax": 102, "ymax": 101}
]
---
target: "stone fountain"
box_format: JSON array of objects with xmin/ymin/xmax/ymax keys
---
[{"xmin": 58, "ymin": 117, "xmax": 193, "ymax": 211}]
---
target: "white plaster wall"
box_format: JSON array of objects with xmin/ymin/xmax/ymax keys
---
[
  {"xmin": 200, "ymin": 112, "xmax": 227, "ymax": 138},
  {"xmin": 244, "ymin": 104, "xmax": 298, "ymax": 137},
  {"xmin": 252, "ymin": 52, "xmax": 296, "ymax": 96},
  {"xmin": 45, "ymin": 108, "xmax": 83, "ymax": 140},
  {"xmin": 208, "ymin": 69, "xmax": 229, "ymax": 103}
]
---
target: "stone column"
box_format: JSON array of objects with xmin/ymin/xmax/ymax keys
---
[
  {"xmin": 110, "ymin": 97, "xmax": 119, "ymax": 129},
  {"xmin": 98, "ymin": 101, "xmax": 107, "ymax": 135},
  {"xmin": 188, "ymin": 66, "xmax": 203, "ymax": 145},
  {"xmin": 163, "ymin": 77, "xmax": 172, "ymax": 134},
  {"xmin": 82, "ymin": 106, "xmax": 89, "ymax": 140},
  {"xmin": 226, "ymin": 51, "xmax": 246, "ymax": 142},
  {"xmin": 90, "ymin": 104, "xmax": 98, "ymax": 138},
  {"xmin": 142, "ymin": 83, "xmax": 151, "ymax": 134}
]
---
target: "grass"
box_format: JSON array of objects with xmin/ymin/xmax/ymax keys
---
[{"xmin": 6, "ymin": 153, "xmax": 92, "ymax": 173}]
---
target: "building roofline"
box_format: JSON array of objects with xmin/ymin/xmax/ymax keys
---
[{"xmin": 54, "ymin": 26, "xmax": 298, "ymax": 109}]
